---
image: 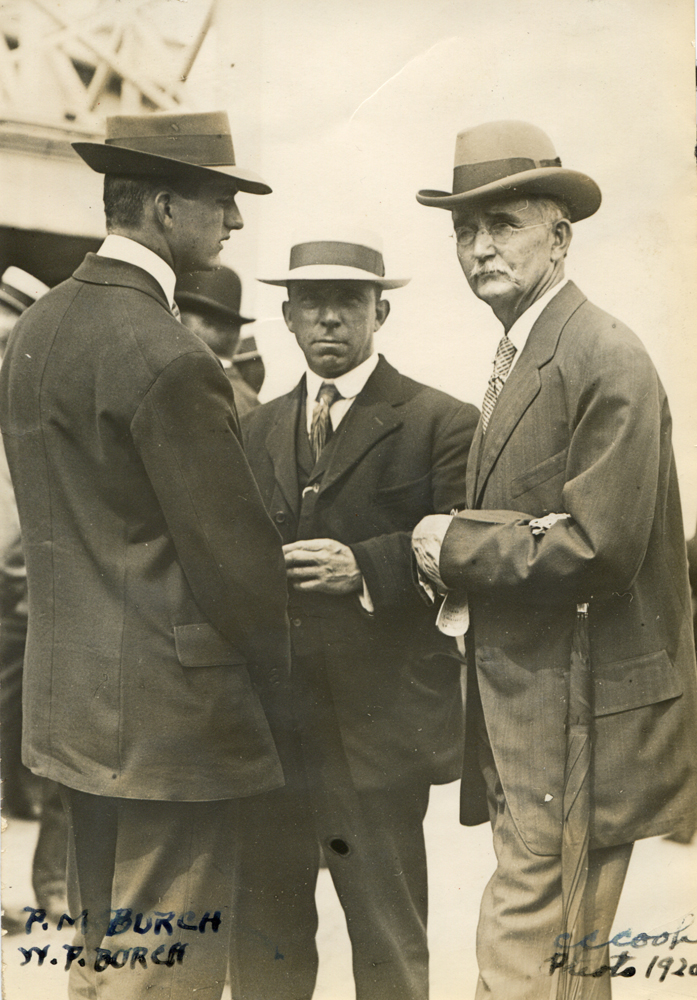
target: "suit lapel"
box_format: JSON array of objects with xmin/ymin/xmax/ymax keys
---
[
  {"xmin": 265, "ymin": 379, "xmax": 305, "ymax": 517},
  {"xmin": 312, "ymin": 356, "xmax": 404, "ymax": 497},
  {"xmin": 470, "ymin": 282, "xmax": 587, "ymax": 507}
]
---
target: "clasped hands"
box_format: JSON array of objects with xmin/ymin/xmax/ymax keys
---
[{"xmin": 283, "ymin": 538, "xmax": 362, "ymax": 595}]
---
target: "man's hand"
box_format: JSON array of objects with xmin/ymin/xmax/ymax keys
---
[
  {"xmin": 283, "ymin": 539, "xmax": 362, "ymax": 594},
  {"xmin": 412, "ymin": 514, "xmax": 453, "ymax": 591}
]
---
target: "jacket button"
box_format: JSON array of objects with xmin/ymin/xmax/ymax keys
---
[
  {"xmin": 292, "ymin": 618, "xmax": 302, "ymax": 627},
  {"xmin": 274, "ymin": 511, "xmax": 286, "ymax": 523}
]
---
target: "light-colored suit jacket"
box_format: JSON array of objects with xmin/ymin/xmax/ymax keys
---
[
  {"xmin": 0, "ymin": 254, "xmax": 290, "ymax": 802},
  {"xmin": 440, "ymin": 281, "xmax": 697, "ymax": 853}
]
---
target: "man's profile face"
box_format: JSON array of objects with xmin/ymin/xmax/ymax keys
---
[
  {"xmin": 168, "ymin": 176, "xmax": 243, "ymax": 273},
  {"xmin": 282, "ymin": 280, "xmax": 388, "ymax": 378},
  {"xmin": 453, "ymin": 197, "xmax": 558, "ymax": 317}
]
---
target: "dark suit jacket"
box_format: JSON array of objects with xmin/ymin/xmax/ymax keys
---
[
  {"xmin": 0, "ymin": 254, "xmax": 290, "ymax": 801},
  {"xmin": 242, "ymin": 356, "xmax": 479, "ymax": 789},
  {"xmin": 439, "ymin": 282, "xmax": 697, "ymax": 852}
]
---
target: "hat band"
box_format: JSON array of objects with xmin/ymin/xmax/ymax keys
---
[
  {"xmin": 105, "ymin": 132, "xmax": 236, "ymax": 167},
  {"xmin": 453, "ymin": 156, "xmax": 562, "ymax": 194},
  {"xmin": 289, "ymin": 241, "xmax": 385, "ymax": 277},
  {"xmin": 0, "ymin": 283, "xmax": 32, "ymax": 311}
]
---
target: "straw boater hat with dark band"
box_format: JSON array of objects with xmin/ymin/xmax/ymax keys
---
[
  {"xmin": 0, "ymin": 267, "xmax": 50, "ymax": 313},
  {"xmin": 416, "ymin": 120, "xmax": 601, "ymax": 223},
  {"xmin": 259, "ymin": 227, "xmax": 409, "ymax": 289},
  {"xmin": 72, "ymin": 111, "xmax": 271, "ymax": 196}
]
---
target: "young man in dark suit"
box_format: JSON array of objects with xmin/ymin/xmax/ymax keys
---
[
  {"xmin": 0, "ymin": 111, "xmax": 290, "ymax": 1000},
  {"xmin": 232, "ymin": 228, "xmax": 479, "ymax": 1000},
  {"xmin": 413, "ymin": 120, "xmax": 697, "ymax": 999}
]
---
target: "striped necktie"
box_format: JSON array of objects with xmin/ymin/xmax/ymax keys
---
[
  {"xmin": 171, "ymin": 301, "xmax": 181, "ymax": 321},
  {"xmin": 481, "ymin": 335, "xmax": 516, "ymax": 432},
  {"xmin": 310, "ymin": 382, "xmax": 342, "ymax": 462}
]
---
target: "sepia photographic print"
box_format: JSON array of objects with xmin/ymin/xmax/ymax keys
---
[{"xmin": 0, "ymin": 2, "xmax": 696, "ymax": 999}]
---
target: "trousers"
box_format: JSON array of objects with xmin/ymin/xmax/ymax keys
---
[
  {"xmin": 60, "ymin": 785, "xmax": 238, "ymax": 1000},
  {"xmin": 471, "ymin": 688, "xmax": 633, "ymax": 1000},
  {"xmin": 230, "ymin": 776, "xmax": 432, "ymax": 1000}
]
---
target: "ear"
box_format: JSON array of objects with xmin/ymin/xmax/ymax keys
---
[
  {"xmin": 153, "ymin": 189, "xmax": 174, "ymax": 230},
  {"xmin": 550, "ymin": 218, "xmax": 573, "ymax": 261},
  {"xmin": 374, "ymin": 297, "xmax": 390, "ymax": 330},
  {"xmin": 281, "ymin": 298, "xmax": 294, "ymax": 332}
]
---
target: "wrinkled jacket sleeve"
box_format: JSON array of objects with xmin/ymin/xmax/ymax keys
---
[
  {"xmin": 351, "ymin": 401, "xmax": 478, "ymax": 613},
  {"xmin": 440, "ymin": 327, "xmax": 668, "ymax": 604}
]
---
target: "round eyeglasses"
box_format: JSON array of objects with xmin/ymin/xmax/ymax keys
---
[{"xmin": 454, "ymin": 221, "xmax": 550, "ymax": 249}]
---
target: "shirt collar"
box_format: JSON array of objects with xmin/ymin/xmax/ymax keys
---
[
  {"xmin": 305, "ymin": 352, "xmax": 379, "ymax": 404},
  {"xmin": 506, "ymin": 277, "xmax": 569, "ymax": 354},
  {"xmin": 97, "ymin": 235, "xmax": 177, "ymax": 311}
]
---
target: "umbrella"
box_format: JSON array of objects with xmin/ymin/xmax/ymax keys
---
[{"xmin": 553, "ymin": 602, "xmax": 593, "ymax": 1000}]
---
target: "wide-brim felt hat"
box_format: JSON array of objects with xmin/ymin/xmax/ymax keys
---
[
  {"xmin": 0, "ymin": 266, "xmax": 50, "ymax": 313},
  {"xmin": 175, "ymin": 266, "xmax": 254, "ymax": 325},
  {"xmin": 259, "ymin": 227, "xmax": 409, "ymax": 289},
  {"xmin": 417, "ymin": 120, "xmax": 600, "ymax": 222},
  {"xmin": 73, "ymin": 111, "xmax": 271, "ymax": 195}
]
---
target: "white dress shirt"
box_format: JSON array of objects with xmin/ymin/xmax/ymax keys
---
[
  {"xmin": 504, "ymin": 277, "xmax": 569, "ymax": 379},
  {"xmin": 97, "ymin": 234, "xmax": 177, "ymax": 313},
  {"xmin": 304, "ymin": 352, "xmax": 380, "ymax": 434}
]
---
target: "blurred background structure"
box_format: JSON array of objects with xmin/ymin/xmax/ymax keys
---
[{"xmin": 0, "ymin": 0, "xmax": 215, "ymax": 283}]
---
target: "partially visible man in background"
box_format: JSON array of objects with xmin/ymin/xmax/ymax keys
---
[
  {"xmin": 233, "ymin": 228, "xmax": 479, "ymax": 1000},
  {"xmin": 0, "ymin": 266, "xmax": 49, "ymax": 821},
  {"xmin": 0, "ymin": 111, "xmax": 290, "ymax": 1000},
  {"xmin": 175, "ymin": 265, "xmax": 261, "ymax": 418},
  {"xmin": 0, "ymin": 267, "xmax": 71, "ymax": 931}
]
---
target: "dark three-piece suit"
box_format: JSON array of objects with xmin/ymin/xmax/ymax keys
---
[{"xmin": 233, "ymin": 356, "xmax": 479, "ymax": 1000}]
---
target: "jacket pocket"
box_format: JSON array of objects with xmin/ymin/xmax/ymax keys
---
[
  {"xmin": 593, "ymin": 649, "xmax": 683, "ymax": 716},
  {"xmin": 374, "ymin": 473, "xmax": 431, "ymax": 510},
  {"xmin": 174, "ymin": 623, "xmax": 247, "ymax": 668},
  {"xmin": 510, "ymin": 448, "xmax": 568, "ymax": 499}
]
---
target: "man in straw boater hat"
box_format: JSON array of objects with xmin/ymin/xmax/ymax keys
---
[
  {"xmin": 412, "ymin": 120, "xmax": 697, "ymax": 998},
  {"xmin": 0, "ymin": 112, "xmax": 292, "ymax": 999},
  {"xmin": 230, "ymin": 228, "xmax": 479, "ymax": 1000}
]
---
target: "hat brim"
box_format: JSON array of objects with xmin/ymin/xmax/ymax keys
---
[
  {"xmin": 175, "ymin": 291, "xmax": 254, "ymax": 325},
  {"xmin": 416, "ymin": 167, "xmax": 600, "ymax": 222},
  {"xmin": 258, "ymin": 264, "xmax": 409, "ymax": 289},
  {"xmin": 0, "ymin": 290, "xmax": 25, "ymax": 313},
  {"xmin": 72, "ymin": 142, "xmax": 271, "ymax": 196}
]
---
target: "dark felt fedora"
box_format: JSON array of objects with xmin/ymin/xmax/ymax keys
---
[
  {"xmin": 259, "ymin": 227, "xmax": 409, "ymax": 289},
  {"xmin": 417, "ymin": 120, "xmax": 600, "ymax": 222},
  {"xmin": 73, "ymin": 111, "xmax": 271, "ymax": 195},
  {"xmin": 175, "ymin": 266, "xmax": 254, "ymax": 325}
]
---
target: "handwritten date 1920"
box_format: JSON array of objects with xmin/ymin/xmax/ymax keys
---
[
  {"xmin": 645, "ymin": 955, "xmax": 697, "ymax": 982},
  {"xmin": 548, "ymin": 950, "xmax": 697, "ymax": 981}
]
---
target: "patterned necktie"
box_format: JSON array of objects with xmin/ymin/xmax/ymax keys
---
[
  {"xmin": 480, "ymin": 335, "xmax": 517, "ymax": 432},
  {"xmin": 171, "ymin": 301, "xmax": 181, "ymax": 321},
  {"xmin": 310, "ymin": 382, "xmax": 342, "ymax": 462}
]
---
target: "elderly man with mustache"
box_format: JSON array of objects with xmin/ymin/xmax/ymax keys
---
[{"xmin": 412, "ymin": 121, "xmax": 697, "ymax": 1000}]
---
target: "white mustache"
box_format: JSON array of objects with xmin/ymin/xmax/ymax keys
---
[{"xmin": 471, "ymin": 266, "xmax": 519, "ymax": 284}]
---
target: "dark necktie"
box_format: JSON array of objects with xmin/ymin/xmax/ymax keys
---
[
  {"xmin": 310, "ymin": 382, "xmax": 342, "ymax": 462},
  {"xmin": 171, "ymin": 301, "xmax": 181, "ymax": 321},
  {"xmin": 481, "ymin": 335, "xmax": 517, "ymax": 432}
]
